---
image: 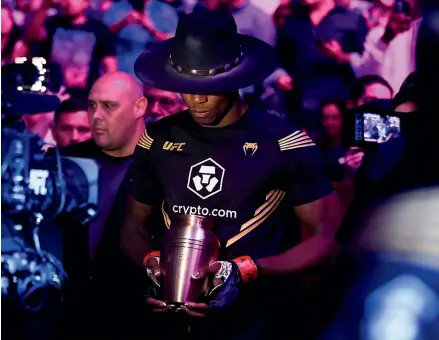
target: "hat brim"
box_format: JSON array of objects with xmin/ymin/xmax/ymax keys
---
[{"xmin": 134, "ymin": 34, "xmax": 278, "ymax": 94}]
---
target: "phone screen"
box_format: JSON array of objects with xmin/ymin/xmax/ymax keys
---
[
  {"xmin": 14, "ymin": 57, "xmax": 48, "ymax": 92},
  {"xmin": 362, "ymin": 113, "xmax": 401, "ymax": 143}
]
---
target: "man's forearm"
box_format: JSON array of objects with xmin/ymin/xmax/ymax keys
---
[
  {"xmin": 256, "ymin": 234, "xmax": 337, "ymax": 276},
  {"xmin": 257, "ymin": 192, "xmax": 341, "ymax": 276},
  {"xmin": 120, "ymin": 198, "xmax": 154, "ymax": 266},
  {"xmin": 25, "ymin": 1, "xmax": 51, "ymax": 42}
]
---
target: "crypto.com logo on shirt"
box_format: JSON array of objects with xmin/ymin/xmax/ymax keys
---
[
  {"xmin": 182, "ymin": 158, "xmax": 236, "ymax": 219},
  {"xmin": 187, "ymin": 158, "xmax": 225, "ymax": 200}
]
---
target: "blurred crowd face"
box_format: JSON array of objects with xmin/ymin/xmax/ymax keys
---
[
  {"xmin": 15, "ymin": 0, "xmax": 35, "ymax": 12},
  {"xmin": 357, "ymin": 82, "xmax": 393, "ymax": 107},
  {"xmin": 1, "ymin": 7, "xmax": 13, "ymax": 35},
  {"xmin": 52, "ymin": 111, "xmax": 92, "ymax": 147},
  {"xmin": 321, "ymin": 103, "xmax": 343, "ymax": 137},
  {"xmin": 144, "ymin": 87, "xmax": 184, "ymax": 124},
  {"xmin": 59, "ymin": 0, "xmax": 89, "ymax": 17},
  {"xmin": 377, "ymin": 0, "xmax": 395, "ymax": 8}
]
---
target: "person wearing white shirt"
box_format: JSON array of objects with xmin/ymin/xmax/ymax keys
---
[{"xmin": 349, "ymin": 0, "xmax": 422, "ymax": 92}]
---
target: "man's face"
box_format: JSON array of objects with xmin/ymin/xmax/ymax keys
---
[
  {"xmin": 59, "ymin": 0, "xmax": 88, "ymax": 17},
  {"xmin": 52, "ymin": 111, "xmax": 91, "ymax": 147},
  {"xmin": 357, "ymin": 82, "xmax": 393, "ymax": 107},
  {"xmin": 88, "ymin": 87, "xmax": 137, "ymax": 152},
  {"xmin": 144, "ymin": 87, "xmax": 183, "ymax": 124},
  {"xmin": 321, "ymin": 103, "xmax": 343, "ymax": 137},
  {"xmin": 180, "ymin": 93, "xmax": 233, "ymax": 126}
]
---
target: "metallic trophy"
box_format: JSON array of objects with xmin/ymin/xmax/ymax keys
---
[{"xmin": 161, "ymin": 215, "xmax": 220, "ymax": 305}]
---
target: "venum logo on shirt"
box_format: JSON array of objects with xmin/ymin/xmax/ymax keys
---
[{"xmin": 187, "ymin": 158, "xmax": 225, "ymax": 200}]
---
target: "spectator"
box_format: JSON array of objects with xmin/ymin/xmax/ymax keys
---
[
  {"xmin": 356, "ymin": 0, "xmax": 395, "ymax": 29},
  {"xmin": 12, "ymin": 0, "xmax": 58, "ymax": 28},
  {"xmin": 319, "ymin": 98, "xmax": 364, "ymax": 184},
  {"xmin": 51, "ymin": 97, "xmax": 92, "ymax": 147},
  {"xmin": 144, "ymin": 85, "xmax": 185, "ymax": 125},
  {"xmin": 55, "ymin": 72, "xmax": 148, "ymax": 339},
  {"xmin": 350, "ymin": 0, "xmax": 422, "ymax": 92},
  {"xmin": 103, "ymin": 0, "xmax": 178, "ymax": 78},
  {"xmin": 381, "ymin": 3, "xmax": 422, "ymax": 92},
  {"xmin": 278, "ymin": 0, "xmax": 369, "ymax": 127},
  {"xmin": 1, "ymin": 6, "xmax": 28, "ymax": 64},
  {"xmin": 347, "ymin": 74, "xmax": 393, "ymax": 108},
  {"xmin": 25, "ymin": 0, "xmax": 118, "ymax": 95},
  {"xmin": 198, "ymin": 0, "xmax": 278, "ymax": 45}
]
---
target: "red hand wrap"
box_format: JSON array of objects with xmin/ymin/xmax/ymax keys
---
[
  {"xmin": 233, "ymin": 256, "xmax": 258, "ymax": 283},
  {"xmin": 143, "ymin": 250, "xmax": 160, "ymax": 268}
]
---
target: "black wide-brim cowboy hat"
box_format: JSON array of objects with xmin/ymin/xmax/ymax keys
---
[{"xmin": 134, "ymin": 11, "xmax": 278, "ymax": 94}]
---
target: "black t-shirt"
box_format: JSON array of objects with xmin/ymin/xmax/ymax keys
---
[
  {"xmin": 55, "ymin": 139, "xmax": 132, "ymax": 262},
  {"xmin": 42, "ymin": 16, "xmax": 116, "ymax": 92},
  {"xmin": 53, "ymin": 140, "xmax": 149, "ymax": 338},
  {"xmin": 131, "ymin": 108, "xmax": 334, "ymax": 260}
]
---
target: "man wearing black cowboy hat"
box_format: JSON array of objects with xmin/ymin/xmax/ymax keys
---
[{"xmin": 122, "ymin": 10, "xmax": 340, "ymax": 339}]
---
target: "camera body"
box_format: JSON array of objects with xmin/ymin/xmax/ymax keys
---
[
  {"xmin": 1, "ymin": 61, "xmax": 99, "ymax": 313},
  {"xmin": 1, "ymin": 122, "xmax": 100, "ymax": 312}
]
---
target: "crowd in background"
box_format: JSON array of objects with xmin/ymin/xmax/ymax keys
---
[{"xmin": 2, "ymin": 0, "xmax": 421, "ymax": 186}]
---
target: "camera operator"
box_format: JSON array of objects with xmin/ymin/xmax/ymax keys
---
[{"xmin": 50, "ymin": 71, "xmax": 148, "ymax": 338}]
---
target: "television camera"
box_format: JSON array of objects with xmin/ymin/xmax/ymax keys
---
[{"xmin": 1, "ymin": 59, "xmax": 99, "ymax": 312}]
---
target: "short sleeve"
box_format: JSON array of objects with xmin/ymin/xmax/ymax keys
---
[
  {"xmin": 279, "ymin": 129, "xmax": 334, "ymax": 206},
  {"xmin": 130, "ymin": 128, "xmax": 162, "ymax": 206}
]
